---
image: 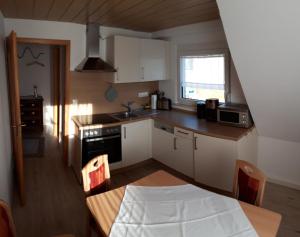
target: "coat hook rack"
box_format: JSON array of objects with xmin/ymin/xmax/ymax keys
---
[
  {"xmin": 18, "ymin": 46, "xmax": 44, "ymax": 59},
  {"xmin": 26, "ymin": 61, "xmax": 45, "ymax": 67}
]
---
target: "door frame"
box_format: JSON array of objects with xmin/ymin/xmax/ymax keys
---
[{"xmin": 16, "ymin": 37, "xmax": 71, "ymax": 165}]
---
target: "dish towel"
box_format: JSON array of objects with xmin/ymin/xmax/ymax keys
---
[{"xmin": 109, "ymin": 184, "xmax": 258, "ymax": 237}]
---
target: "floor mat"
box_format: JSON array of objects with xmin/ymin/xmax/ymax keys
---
[{"xmin": 23, "ymin": 136, "xmax": 45, "ymax": 158}]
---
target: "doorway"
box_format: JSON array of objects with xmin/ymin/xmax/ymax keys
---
[
  {"xmin": 18, "ymin": 43, "xmax": 65, "ymax": 157},
  {"xmin": 6, "ymin": 32, "xmax": 71, "ymax": 205}
]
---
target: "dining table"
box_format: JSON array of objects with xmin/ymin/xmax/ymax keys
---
[{"xmin": 86, "ymin": 170, "xmax": 282, "ymax": 237}]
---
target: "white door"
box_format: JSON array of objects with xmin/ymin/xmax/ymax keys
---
[
  {"xmin": 173, "ymin": 128, "xmax": 194, "ymax": 178},
  {"xmin": 140, "ymin": 39, "xmax": 167, "ymax": 81},
  {"xmin": 114, "ymin": 36, "xmax": 140, "ymax": 83},
  {"xmin": 122, "ymin": 120, "xmax": 152, "ymax": 167},
  {"xmin": 152, "ymin": 122, "xmax": 174, "ymax": 167},
  {"xmin": 194, "ymin": 133, "xmax": 237, "ymax": 192}
]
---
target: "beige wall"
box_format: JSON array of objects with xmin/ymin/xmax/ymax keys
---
[{"xmin": 70, "ymin": 72, "xmax": 158, "ymax": 115}]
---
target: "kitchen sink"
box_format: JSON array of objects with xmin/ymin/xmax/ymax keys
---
[
  {"xmin": 110, "ymin": 110, "xmax": 159, "ymax": 121},
  {"xmin": 132, "ymin": 110, "xmax": 159, "ymax": 116},
  {"xmin": 110, "ymin": 112, "xmax": 138, "ymax": 120}
]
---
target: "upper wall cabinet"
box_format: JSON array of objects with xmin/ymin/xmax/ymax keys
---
[
  {"xmin": 140, "ymin": 38, "xmax": 170, "ymax": 82},
  {"xmin": 107, "ymin": 35, "xmax": 170, "ymax": 83}
]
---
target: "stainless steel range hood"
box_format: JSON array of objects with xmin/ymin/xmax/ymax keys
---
[{"xmin": 76, "ymin": 23, "xmax": 116, "ymax": 72}]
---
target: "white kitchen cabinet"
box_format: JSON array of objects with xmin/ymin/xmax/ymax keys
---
[
  {"xmin": 173, "ymin": 127, "xmax": 194, "ymax": 178},
  {"xmin": 194, "ymin": 133, "xmax": 237, "ymax": 192},
  {"xmin": 152, "ymin": 123, "xmax": 194, "ymax": 178},
  {"xmin": 106, "ymin": 35, "xmax": 170, "ymax": 83},
  {"xmin": 122, "ymin": 119, "xmax": 152, "ymax": 167},
  {"xmin": 107, "ymin": 35, "xmax": 140, "ymax": 83},
  {"xmin": 152, "ymin": 120, "xmax": 175, "ymax": 167},
  {"xmin": 140, "ymin": 38, "xmax": 170, "ymax": 81},
  {"xmin": 194, "ymin": 129, "xmax": 258, "ymax": 192}
]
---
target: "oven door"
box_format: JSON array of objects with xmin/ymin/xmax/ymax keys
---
[{"xmin": 82, "ymin": 134, "xmax": 122, "ymax": 167}]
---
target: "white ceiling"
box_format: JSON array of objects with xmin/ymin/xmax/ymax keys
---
[{"xmin": 217, "ymin": 0, "xmax": 300, "ymax": 142}]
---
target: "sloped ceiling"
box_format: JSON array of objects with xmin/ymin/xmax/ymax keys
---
[{"xmin": 216, "ymin": 0, "xmax": 300, "ymax": 142}]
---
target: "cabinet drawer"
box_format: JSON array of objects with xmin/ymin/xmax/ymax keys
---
[
  {"xmin": 22, "ymin": 119, "xmax": 42, "ymax": 127},
  {"xmin": 174, "ymin": 127, "xmax": 193, "ymax": 139},
  {"xmin": 20, "ymin": 100, "xmax": 42, "ymax": 108},
  {"xmin": 21, "ymin": 110, "xmax": 41, "ymax": 117}
]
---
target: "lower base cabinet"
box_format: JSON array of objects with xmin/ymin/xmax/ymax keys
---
[
  {"xmin": 152, "ymin": 120, "xmax": 175, "ymax": 167},
  {"xmin": 152, "ymin": 123, "xmax": 194, "ymax": 178},
  {"xmin": 126, "ymin": 119, "xmax": 257, "ymax": 193},
  {"xmin": 173, "ymin": 128, "xmax": 194, "ymax": 178},
  {"xmin": 122, "ymin": 119, "xmax": 152, "ymax": 167},
  {"xmin": 194, "ymin": 133, "xmax": 237, "ymax": 192}
]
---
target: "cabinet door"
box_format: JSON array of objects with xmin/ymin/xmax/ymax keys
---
[
  {"xmin": 122, "ymin": 120, "xmax": 151, "ymax": 167},
  {"xmin": 114, "ymin": 36, "xmax": 140, "ymax": 83},
  {"xmin": 194, "ymin": 133, "xmax": 237, "ymax": 192},
  {"xmin": 140, "ymin": 39, "xmax": 168, "ymax": 81},
  {"xmin": 152, "ymin": 124, "xmax": 174, "ymax": 167},
  {"xmin": 173, "ymin": 128, "xmax": 194, "ymax": 178}
]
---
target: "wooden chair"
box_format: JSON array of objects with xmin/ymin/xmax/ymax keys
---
[
  {"xmin": 0, "ymin": 200, "xmax": 17, "ymax": 237},
  {"xmin": 233, "ymin": 160, "xmax": 266, "ymax": 206},
  {"xmin": 82, "ymin": 154, "xmax": 111, "ymax": 196},
  {"xmin": 1, "ymin": 200, "xmax": 75, "ymax": 237}
]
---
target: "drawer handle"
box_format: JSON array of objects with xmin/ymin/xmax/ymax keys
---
[
  {"xmin": 177, "ymin": 130, "xmax": 189, "ymax": 135},
  {"xmin": 194, "ymin": 137, "xmax": 197, "ymax": 150},
  {"xmin": 123, "ymin": 127, "xmax": 126, "ymax": 139},
  {"xmin": 31, "ymin": 120, "xmax": 36, "ymax": 124},
  {"xmin": 31, "ymin": 104, "xmax": 35, "ymax": 107},
  {"xmin": 31, "ymin": 111, "xmax": 36, "ymax": 115},
  {"xmin": 173, "ymin": 137, "xmax": 177, "ymax": 150}
]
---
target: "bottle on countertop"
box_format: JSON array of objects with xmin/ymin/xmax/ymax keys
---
[{"xmin": 151, "ymin": 94, "xmax": 157, "ymax": 110}]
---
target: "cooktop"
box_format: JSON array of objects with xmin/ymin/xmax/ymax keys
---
[{"xmin": 73, "ymin": 113, "xmax": 119, "ymax": 126}]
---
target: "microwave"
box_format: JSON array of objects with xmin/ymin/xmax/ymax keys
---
[{"xmin": 217, "ymin": 103, "xmax": 253, "ymax": 128}]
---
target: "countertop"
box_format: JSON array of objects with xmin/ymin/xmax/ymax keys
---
[{"xmin": 72, "ymin": 110, "xmax": 253, "ymax": 141}]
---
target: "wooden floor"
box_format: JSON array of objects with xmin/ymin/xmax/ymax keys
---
[{"xmin": 12, "ymin": 132, "xmax": 300, "ymax": 237}]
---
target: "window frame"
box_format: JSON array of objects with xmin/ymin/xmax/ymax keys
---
[{"xmin": 177, "ymin": 48, "xmax": 231, "ymax": 106}]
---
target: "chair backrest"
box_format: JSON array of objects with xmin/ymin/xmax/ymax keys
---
[
  {"xmin": 233, "ymin": 160, "xmax": 266, "ymax": 206},
  {"xmin": 0, "ymin": 200, "xmax": 17, "ymax": 237},
  {"xmin": 81, "ymin": 154, "xmax": 110, "ymax": 194}
]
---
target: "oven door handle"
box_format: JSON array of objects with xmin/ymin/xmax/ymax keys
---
[{"xmin": 85, "ymin": 134, "xmax": 120, "ymax": 143}]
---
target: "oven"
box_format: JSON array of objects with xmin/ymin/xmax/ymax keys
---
[
  {"xmin": 82, "ymin": 126, "xmax": 122, "ymax": 167},
  {"xmin": 82, "ymin": 135, "xmax": 121, "ymax": 167}
]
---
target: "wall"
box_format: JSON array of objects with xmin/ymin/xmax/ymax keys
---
[
  {"xmin": 4, "ymin": 18, "xmax": 151, "ymax": 70},
  {"xmin": 4, "ymin": 18, "xmax": 85, "ymax": 70},
  {"xmin": 0, "ymin": 11, "xmax": 13, "ymax": 204},
  {"xmin": 18, "ymin": 44, "xmax": 53, "ymax": 126},
  {"xmin": 217, "ymin": 0, "xmax": 300, "ymax": 188},
  {"xmin": 258, "ymin": 136, "xmax": 300, "ymax": 189},
  {"xmin": 70, "ymin": 72, "xmax": 158, "ymax": 116},
  {"xmin": 152, "ymin": 20, "xmax": 246, "ymax": 108}
]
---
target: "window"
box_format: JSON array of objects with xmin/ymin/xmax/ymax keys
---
[{"xmin": 179, "ymin": 51, "xmax": 229, "ymax": 103}]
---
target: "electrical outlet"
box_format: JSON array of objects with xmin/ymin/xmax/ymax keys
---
[{"xmin": 138, "ymin": 92, "xmax": 149, "ymax": 98}]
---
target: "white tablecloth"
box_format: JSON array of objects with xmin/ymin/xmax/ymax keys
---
[{"xmin": 109, "ymin": 184, "xmax": 258, "ymax": 237}]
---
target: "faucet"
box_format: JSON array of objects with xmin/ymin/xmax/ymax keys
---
[{"xmin": 121, "ymin": 101, "xmax": 134, "ymax": 114}]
